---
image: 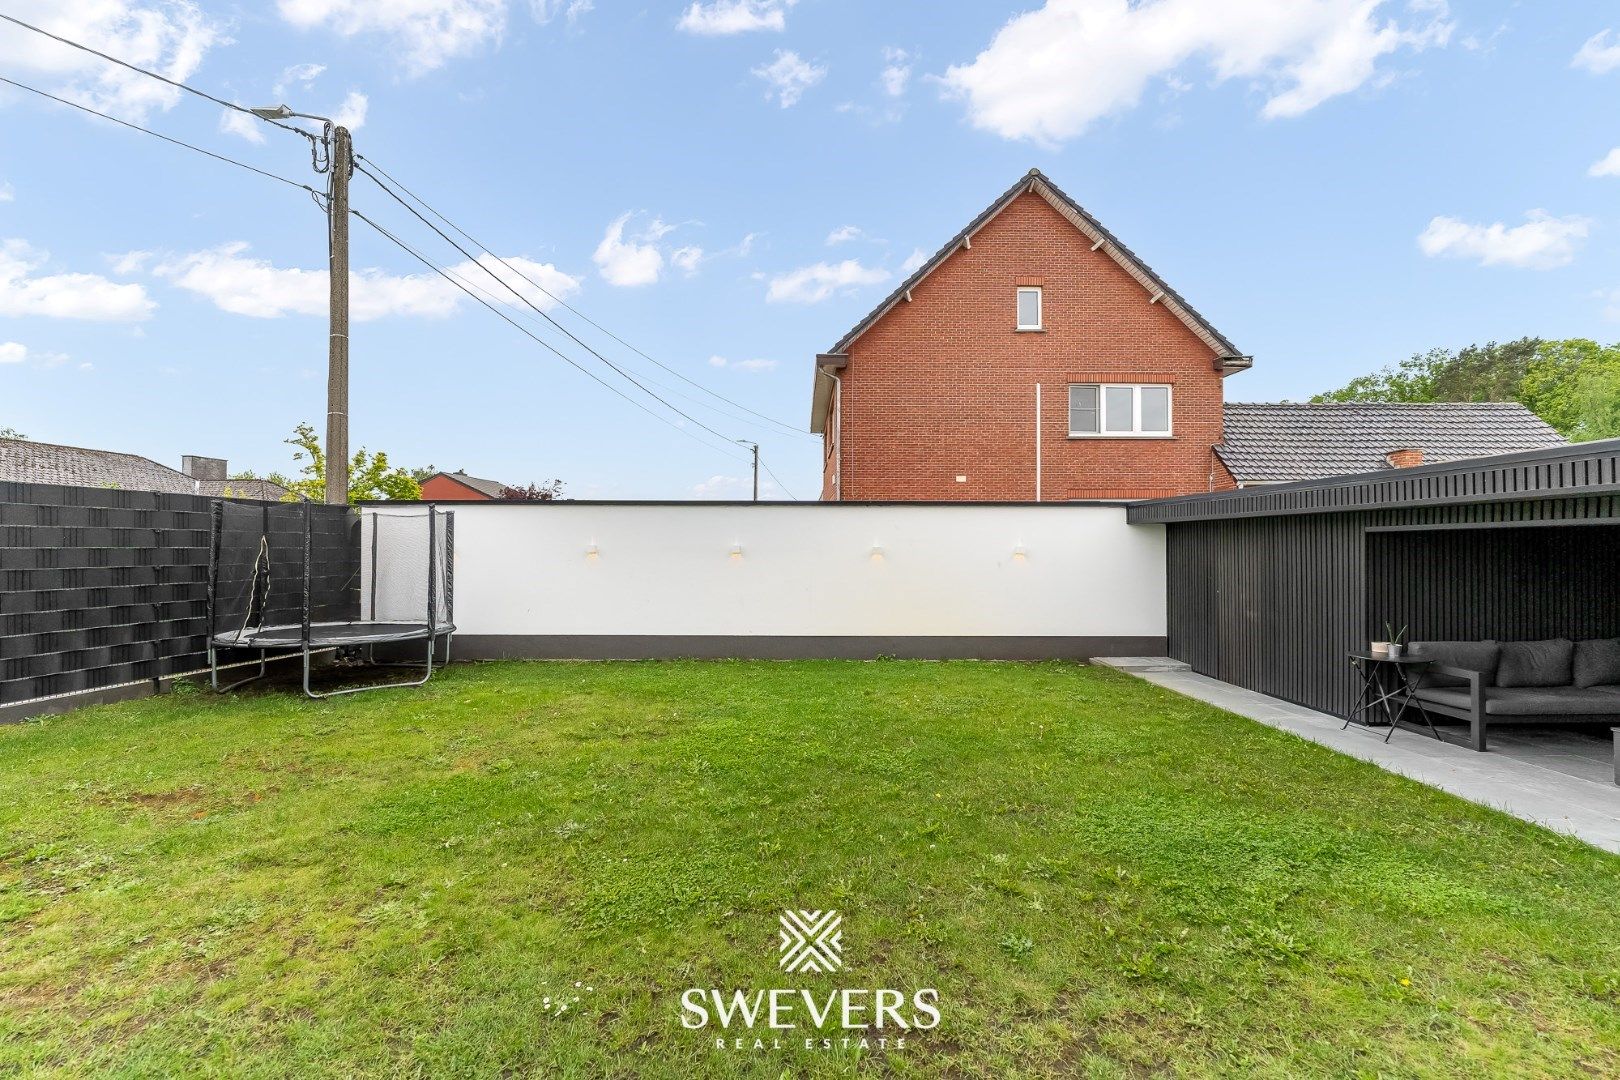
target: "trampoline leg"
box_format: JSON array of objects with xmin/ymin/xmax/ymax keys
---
[
  {"xmin": 212, "ymin": 646, "xmax": 273, "ymax": 693},
  {"xmin": 300, "ymin": 634, "xmax": 444, "ymax": 699}
]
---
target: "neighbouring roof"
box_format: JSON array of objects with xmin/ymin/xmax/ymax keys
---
[
  {"xmin": 428, "ymin": 470, "xmax": 507, "ymax": 498},
  {"xmin": 0, "ymin": 437, "xmax": 287, "ymax": 499},
  {"xmin": 811, "ymin": 167, "xmax": 1250, "ymax": 432},
  {"xmin": 1217, "ymin": 402, "xmax": 1567, "ymax": 484}
]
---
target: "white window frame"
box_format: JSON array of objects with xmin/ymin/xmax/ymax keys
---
[
  {"xmin": 1015, "ymin": 287, "xmax": 1042, "ymax": 331},
  {"xmin": 1068, "ymin": 383, "xmax": 1173, "ymax": 438}
]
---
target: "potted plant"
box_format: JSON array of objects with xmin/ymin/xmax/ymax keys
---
[{"xmin": 1384, "ymin": 622, "xmax": 1408, "ymax": 660}]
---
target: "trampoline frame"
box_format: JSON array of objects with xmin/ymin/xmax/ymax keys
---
[{"xmin": 206, "ymin": 499, "xmax": 455, "ymax": 699}]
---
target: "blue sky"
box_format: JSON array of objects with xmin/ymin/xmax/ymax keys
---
[{"xmin": 2, "ymin": 0, "xmax": 1617, "ymax": 498}]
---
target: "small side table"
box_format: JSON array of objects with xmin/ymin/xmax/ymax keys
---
[{"xmin": 1345, "ymin": 653, "xmax": 1441, "ymax": 743}]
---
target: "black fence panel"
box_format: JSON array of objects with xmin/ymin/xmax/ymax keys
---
[{"xmin": 0, "ymin": 481, "xmax": 356, "ymax": 707}]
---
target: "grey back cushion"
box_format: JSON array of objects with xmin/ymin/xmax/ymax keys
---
[
  {"xmin": 1407, "ymin": 640, "xmax": 1500, "ymax": 687},
  {"xmin": 1496, "ymin": 639, "xmax": 1575, "ymax": 688},
  {"xmin": 1573, "ymin": 638, "xmax": 1620, "ymax": 689}
]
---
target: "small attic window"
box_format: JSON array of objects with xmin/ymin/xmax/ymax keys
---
[{"xmin": 1016, "ymin": 287, "xmax": 1042, "ymax": 331}]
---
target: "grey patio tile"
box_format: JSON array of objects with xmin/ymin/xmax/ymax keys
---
[{"xmin": 1095, "ymin": 656, "xmax": 1620, "ymax": 854}]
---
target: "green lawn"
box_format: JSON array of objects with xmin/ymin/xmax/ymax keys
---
[{"xmin": 3, "ymin": 660, "xmax": 1619, "ymax": 1077}]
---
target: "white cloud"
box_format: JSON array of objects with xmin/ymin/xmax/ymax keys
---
[
  {"xmin": 752, "ymin": 49, "xmax": 826, "ymax": 107},
  {"xmin": 881, "ymin": 46, "xmax": 912, "ymax": 97},
  {"xmin": 670, "ymin": 245, "xmax": 705, "ymax": 274},
  {"xmin": 152, "ymin": 241, "xmax": 580, "ymax": 319},
  {"xmin": 0, "ymin": 341, "xmax": 26, "ymax": 363},
  {"xmin": 677, "ymin": 0, "xmax": 794, "ymax": 35},
  {"xmin": 108, "ymin": 250, "xmax": 151, "ymax": 274},
  {"xmin": 1573, "ymin": 29, "xmax": 1620, "ymax": 75},
  {"xmin": 765, "ymin": 259, "xmax": 889, "ymax": 303},
  {"xmin": 0, "ymin": 181, "xmax": 12, "ymax": 202},
  {"xmin": 1590, "ymin": 147, "xmax": 1620, "ymax": 178},
  {"xmin": 1417, "ymin": 210, "xmax": 1591, "ymax": 270},
  {"xmin": 219, "ymin": 108, "xmax": 266, "ymax": 144},
  {"xmin": 273, "ymin": 62, "xmax": 326, "ymax": 97},
  {"xmin": 0, "ymin": 239, "xmax": 154, "ymax": 320},
  {"xmin": 0, "ymin": 0, "xmax": 224, "ymax": 120},
  {"xmin": 826, "ymin": 225, "xmax": 864, "ymax": 245},
  {"xmin": 708, "ymin": 355, "xmax": 778, "ymax": 371},
  {"xmin": 332, "ymin": 90, "xmax": 368, "ymax": 130},
  {"xmin": 593, "ymin": 213, "xmax": 666, "ymax": 286},
  {"xmin": 276, "ymin": 0, "xmax": 507, "ymax": 74},
  {"xmin": 940, "ymin": 0, "xmax": 1454, "ymax": 145},
  {"xmin": 531, "ymin": 0, "xmax": 593, "ymax": 24},
  {"xmin": 899, "ymin": 247, "xmax": 928, "ymax": 274},
  {"xmin": 1601, "ymin": 287, "xmax": 1620, "ymax": 322}
]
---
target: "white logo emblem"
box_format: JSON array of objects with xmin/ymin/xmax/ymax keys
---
[{"xmin": 778, "ymin": 910, "xmax": 843, "ymax": 974}]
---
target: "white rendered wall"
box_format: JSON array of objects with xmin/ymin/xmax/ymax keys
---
[{"xmin": 439, "ymin": 504, "xmax": 1164, "ymax": 640}]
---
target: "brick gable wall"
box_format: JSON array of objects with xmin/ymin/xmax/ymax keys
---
[{"xmin": 821, "ymin": 191, "xmax": 1238, "ymax": 501}]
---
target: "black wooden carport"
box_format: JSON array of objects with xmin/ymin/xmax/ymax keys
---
[{"xmin": 1127, "ymin": 439, "xmax": 1620, "ymax": 720}]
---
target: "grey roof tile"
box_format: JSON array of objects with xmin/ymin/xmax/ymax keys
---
[
  {"xmin": 0, "ymin": 438, "xmax": 287, "ymax": 499},
  {"xmin": 1217, "ymin": 402, "xmax": 1567, "ymax": 483}
]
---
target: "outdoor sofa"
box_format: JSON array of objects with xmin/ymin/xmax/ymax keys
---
[{"xmin": 1405, "ymin": 638, "xmax": 1620, "ymax": 752}]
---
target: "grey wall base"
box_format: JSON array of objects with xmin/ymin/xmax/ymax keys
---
[{"xmin": 448, "ymin": 635, "xmax": 1166, "ymax": 661}]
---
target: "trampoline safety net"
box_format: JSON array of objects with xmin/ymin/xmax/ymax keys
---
[{"xmin": 208, "ymin": 501, "xmax": 454, "ymax": 650}]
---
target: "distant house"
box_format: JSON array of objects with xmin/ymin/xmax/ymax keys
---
[
  {"xmin": 419, "ymin": 470, "xmax": 507, "ymax": 501},
  {"xmin": 807, "ymin": 168, "xmax": 1567, "ymax": 502},
  {"xmin": 0, "ymin": 439, "xmax": 288, "ymax": 499},
  {"xmin": 1216, "ymin": 403, "xmax": 1567, "ymax": 486}
]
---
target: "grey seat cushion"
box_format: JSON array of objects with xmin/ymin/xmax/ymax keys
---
[
  {"xmin": 1406, "ymin": 640, "xmax": 1500, "ymax": 687},
  {"xmin": 1412, "ymin": 685, "xmax": 1620, "ymax": 716},
  {"xmin": 1573, "ymin": 638, "xmax": 1620, "ymax": 689},
  {"xmin": 1496, "ymin": 639, "xmax": 1574, "ymax": 688},
  {"xmin": 1486, "ymin": 686, "xmax": 1620, "ymax": 716}
]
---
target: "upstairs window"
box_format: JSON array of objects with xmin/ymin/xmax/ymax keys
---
[
  {"xmin": 1069, "ymin": 383, "xmax": 1172, "ymax": 437},
  {"xmin": 1016, "ymin": 287, "xmax": 1042, "ymax": 330}
]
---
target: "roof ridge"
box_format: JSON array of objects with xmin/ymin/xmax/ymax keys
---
[{"xmin": 1226, "ymin": 400, "xmax": 1533, "ymax": 408}]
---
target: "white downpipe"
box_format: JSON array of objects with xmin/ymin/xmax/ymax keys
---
[
  {"xmin": 831, "ymin": 371, "xmax": 843, "ymax": 502},
  {"xmin": 1034, "ymin": 383, "xmax": 1042, "ymax": 502}
]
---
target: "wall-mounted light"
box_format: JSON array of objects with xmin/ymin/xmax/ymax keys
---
[
  {"xmin": 585, "ymin": 543, "xmax": 600, "ymax": 561},
  {"xmin": 869, "ymin": 545, "xmax": 885, "ymax": 562},
  {"xmin": 1012, "ymin": 544, "xmax": 1028, "ymax": 562},
  {"xmin": 729, "ymin": 544, "xmax": 744, "ymax": 561}
]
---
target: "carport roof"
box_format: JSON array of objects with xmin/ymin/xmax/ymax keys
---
[{"xmin": 1128, "ymin": 437, "xmax": 1620, "ymax": 523}]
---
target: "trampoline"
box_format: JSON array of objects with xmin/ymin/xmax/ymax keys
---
[{"xmin": 207, "ymin": 499, "xmax": 455, "ymax": 698}]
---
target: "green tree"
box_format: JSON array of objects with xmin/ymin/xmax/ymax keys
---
[
  {"xmin": 1313, "ymin": 339, "xmax": 1542, "ymax": 404},
  {"xmin": 1519, "ymin": 339, "xmax": 1620, "ymax": 441},
  {"xmin": 281, "ymin": 422, "xmax": 422, "ymax": 503},
  {"xmin": 1313, "ymin": 337, "xmax": 1620, "ymax": 443},
  {"xmin": 0, "ymin": 427, "xmax": 26, "ymax": 439}
]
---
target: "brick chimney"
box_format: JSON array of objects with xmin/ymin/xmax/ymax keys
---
[
  {"xmin": 181, "ymin": 455, "xmax": 227, "ymax": 481},
  {"xmin": 1384, "ymin": 448, "xmax": 1424, "ymax": 469}
]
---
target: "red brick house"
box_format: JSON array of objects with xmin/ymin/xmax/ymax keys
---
[
  {"xmin": 810, "ymin": 169, "xmax": 1252, "ymax": 501},
  {"xmin": 420, "ymin": 470, "xmax": 507, "ymax": 501}
]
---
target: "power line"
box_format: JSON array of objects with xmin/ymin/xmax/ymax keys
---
[
  {"xmin": 353, "ymin": 161, "xmax": 746, "ymax": 448},
  {"xmin": 349, "ymin": 207, "xmax": 747, "ymax": 463},
  {"xmin": 353, "ymin": 153, "xmax": 811, "ymax": 439},
  {"xmin": 759, "ymin": 458, "xmax": 799, "ymax": 501},
  {"xmin": 0, "ymin": 75, "xmax": 317, "ymax": 194},
  {"xmin": 0, "ymin": 12, "xmax": 307, "ymax": 138}
]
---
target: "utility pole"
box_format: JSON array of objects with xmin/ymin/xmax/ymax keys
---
[
  {"xmin": 326, "ymin": 125, "xmax": 352, "ymax": 505},
  {"xmin": 247, "ymin": 104, "xmax": 351, "ymax": 504},
  {"xmin": 737, "ymin": 440, "xmax": 760, "ymax": 501}
]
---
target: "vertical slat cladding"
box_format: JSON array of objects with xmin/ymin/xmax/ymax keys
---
[
  {"xmin": 1163, "ymin": 495, "xmax": 1620, "ymax": 717},
  {"xmin": 0, "ymin": 482, "xmax": 358, "ymax": 707}
]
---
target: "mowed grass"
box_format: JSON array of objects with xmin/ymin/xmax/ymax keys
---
[{"xmin": 2, "ymin": 661, "xmax": 1620, "ymax": 1078}]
